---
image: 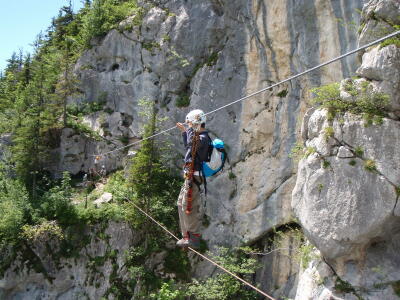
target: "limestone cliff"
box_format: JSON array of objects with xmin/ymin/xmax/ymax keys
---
[
  {"xmin": 292, "ymin": 0, "xmax": 400, "ymax": 299},
  {"xmin": 59, "ymin": 0, "xmax": 362, "ymax": 247}
]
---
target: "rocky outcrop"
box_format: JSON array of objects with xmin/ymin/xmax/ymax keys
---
[
  {"xmin": 292, "ymin": 1, "xmax": 400, "ymax": 298},
  {"xmin": 0, "ymin": 221, "xmax": 137, "ymax": 300}
]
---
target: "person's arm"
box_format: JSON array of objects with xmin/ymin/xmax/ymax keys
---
[{"xmin": 182, "ymin": 131, "xmax": 188, "ymax": 147}]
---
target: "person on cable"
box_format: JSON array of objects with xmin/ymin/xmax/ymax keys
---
[{"xmin": 176, "ymin": 109, "xmax": 211, "ymax": 249}]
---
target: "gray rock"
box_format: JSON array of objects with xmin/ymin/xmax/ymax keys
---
[
  {"xmin": 357, "ymin": 45, "xmax": 400, "ymax": 113},
  {"xmin": 336, "ymin": 146, "xmax": 353, "ymax": 158},
  {"xmin": 94, "ymin": 192, "xmax": 113, "ymax": 206},
  {"xmin": 293, "ymin": 110, "xmax": 400, "ymax": 259}
]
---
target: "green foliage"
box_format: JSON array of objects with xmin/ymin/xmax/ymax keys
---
[
  {"xmin": 0, "ymin": 168, "xmax": 33, "ymax": 247},
  {"xmin": 38, "ymin": 172, "xmax": 77, "ymax": 225},
  {"xmin": 277, "ymin": 89, "xmax": 288, "ymax": 98},
  {"xmin": 380, "ymin": 25, "xmax": 400, "ymax": 48},
  {"xmin": 67, "ymin": 100, "xmax": 106, "ymax": 117},
  {"xmin": 354, "ymin": 146, "xmax": 364, "ymax": 157},
  {"xmin": 310, "ymin": 82, "xmax": 389, "ymax": 122},
  {"xmin": 80, "ymin": 0, "xmax": 141, "ymax": 48},
  {"xmin": 206, "ymin": 52, "xmax": 219, "ymax": 67},
  {"xmin": 127, "ymin": 99, "xmax": 181, "ymax": 230},
  {"xmin": 304, "ymin": 146, "xmax": 316, "ymax": 158},
  {"xmin": 324, "ymin": 126, "xmax": 334, "ymax": 140},
  {"xmin": 175, "ymin": 93, "xmax": 190, "ymax": 108},
  {"xmin": 364, "ymin": 159, "xmax": 377, "ymax": 172},
  {"xmin": 186, "ymin": 247, "xmax": 260, "ymax": 300},
  {"xmin": 322, "ymin": 160, "xmax": 331, "ymax": 169},
  {"xmin": 349, "ymin": 160, "xmax": 357, "ymax": 166},
  {"xmin": 334, "ymin": 277, "xmax": 356, "ymax": 293},
  {"xmin": 150, "ymin": 281, "xmax": 184, "ymax": 300},
  {"xmin": 21, "ymin": 220, "xmax": 64, "ymax": 241},
  {"xmin": 66, "ymin": 118, "xmax": 102, "ymax": 141},
  {"xmin": 270, "ymin": 227, "xmax": 319, "ymax": 269},
  {"xmin": 289, "ymin": 143, "xmax": 317, "ymax": 161},
  {"xmin": 289, "ymin": 142, "xmax": 304, "ymax": 161}
]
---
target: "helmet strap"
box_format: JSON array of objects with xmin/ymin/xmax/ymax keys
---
[{"xmin": 193, "ymin": 123, "xmax": 201, "ymax": 132}]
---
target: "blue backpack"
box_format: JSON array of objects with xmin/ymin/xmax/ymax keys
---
[{"xmin": 202, "ymin": 138, "xmax": 228, "ymax": 178}]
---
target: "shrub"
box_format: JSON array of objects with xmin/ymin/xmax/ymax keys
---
[
  {"xmin": 364, "ymin": 159, "xmax": 377, "ymax": 172},
  {"xmin": 0, "ymin": 170, "xmax": 33, "ymax": 247},
  {"xmin": 38, "ymin": 172, "xmax": 77, "ymax": 226},
  {"xmin": 80, "ymin": 0, "xmax": 142, "ymax": 48},
  {"xmin": 175, "ymin": 94, "xmax": 190, "ymax": 108},
  {"xmin": 21, "ymin": 220, "xmax": 64, "ymax": 242},
  {"xmin": 310, "ymin": 82, "xmax": 389, "ymax": 121},
  {"xmin": 324, "ymin": 126, "xmax": 334, "ymax": 140},
  {"xmin": 150, "ymin": 281, "xmax": 184, "ymax": 300},
  {"xmin": 185, "ymin": 247, "xmax": 260, "ymax": 300}
]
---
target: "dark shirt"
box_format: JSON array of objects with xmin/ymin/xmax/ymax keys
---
[{"xmin": 182, "ymin": 128, "xmax": 211, "ymax": 171}]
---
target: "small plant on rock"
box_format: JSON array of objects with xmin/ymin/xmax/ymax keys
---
[
  {"xmin": 324, "ymin": 126, "xmax": 334, "ymax": 140},
  {"xmin": 364, "ymin": 159, "xmax": 377, "ymax": 172}
]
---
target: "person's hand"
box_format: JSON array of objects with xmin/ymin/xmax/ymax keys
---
[{"xmin": 176, "ymin": 122, "xmax": 186, "ymax": 132}]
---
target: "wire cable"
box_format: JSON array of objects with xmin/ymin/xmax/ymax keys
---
[
  {"xmin": 128, "ymin": 199, "xmax": 277, "ymax": 300},
  {"xmin": 92, "ymin": 30, "xmax": 400, "ymax": 158}
]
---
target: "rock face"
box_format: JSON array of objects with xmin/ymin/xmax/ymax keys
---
[
  {"xmin": 0, "ymin": 221, "xmax": 137, "ymax": 300},
  {"xmin": 65, "ymin": 0, "xmax": 362, "ymax": 250},
  {"xmin": 292, "ymin": 1, "xmax": 400, "ymax": 298}
]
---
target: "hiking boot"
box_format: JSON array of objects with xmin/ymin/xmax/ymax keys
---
[
  {"xmin": 176, "ymin": 232, "xmax": 201, "ymax": 249},
  {"xmin": 176, "ymin": 233, "xmax": 189, "ymax": 248}
]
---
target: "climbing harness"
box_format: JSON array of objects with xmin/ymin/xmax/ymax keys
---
[
  {"xmin": 127, "ymin": 198, "xmax": 277, "ymax": 300},
  {"xmin": 184, "ymin": 131, "xmax": 200, "ymax": 215}
]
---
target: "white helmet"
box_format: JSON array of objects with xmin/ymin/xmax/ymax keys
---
[{"xmin": 185, "ymin": 109, "xmax": 206, "ymax": 125}]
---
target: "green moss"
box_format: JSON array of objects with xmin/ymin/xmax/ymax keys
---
[
  {"xmin": 395, "ymin": 187, "xmax": 400, "ymax": 197},
  {"xmin": 322, "ymin": 160, "xmax": 331, "ymax": 169},
  {"xmin": 142, "ymin": 41, "xmax": 160, "ymax": 52},
  {"xmin": 354, "ymin": 146, "xmax": 364, "ymax": 157},
  {"xmin": 343, "ymin": 81, "xmax": 358, "ymax": 96},
  {"xmin": 175, "ymin": 94, "xmax": 190, "ymax": 108},
  {"xmin": 277, "ymin": 89, "xmax": 288, "ymax": 98},
  {"xmin": 304, "ymin": 147, "xmax": 316, "ymax": 158},
  {"xmin": 324, "ymin": 126, "xmax": 334, "ymax": 140},
  {"xmin": 380, "ymin": 26, "xmax": 400, "ymax": 48},
  {"xmin": 228, "ymin": 172, "xmax": 236, "ymax": 180},
  {"xmin": 349, "ymin": 160, "xmax": 357, "ymax": 166},
  {"xmin": 334, "ymin": 277, "xmax": 355, "ymax": 293},
  {"xmin": 162, "ymin": 34, "xmax": 171, "ymax": 42},
  {"xmin": 206, "ymin": 51, "xmax": 219, "ymax": 67},
  {"xmin": 164, "ymin": 248, "xmax": 191, "ymax": 280}
]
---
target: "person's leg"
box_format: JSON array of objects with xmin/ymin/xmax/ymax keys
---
[
  {"xmin": 177, "ymin": 182, "xmax": 188, "ymax": 238},
  {"xmin": 176, "ymin": 176, "xmax": 203, "ymax": 248}
]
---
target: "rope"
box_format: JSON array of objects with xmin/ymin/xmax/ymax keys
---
[
  {"xmin": 128, "ymin": 199, "xmax": 277, "ymax": 300},
  {"xmin": 92, "ymin": 30, "xmax": 400, "ymax": 158}
]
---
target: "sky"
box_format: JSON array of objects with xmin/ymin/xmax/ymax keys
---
[{"xmin": 0, "ymin": 0, "xmax": 84, "ymax": 72}]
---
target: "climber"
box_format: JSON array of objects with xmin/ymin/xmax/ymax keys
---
[{"xmin": 176, "ymin": 109, "xmax": 211, "ymax": 249}]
